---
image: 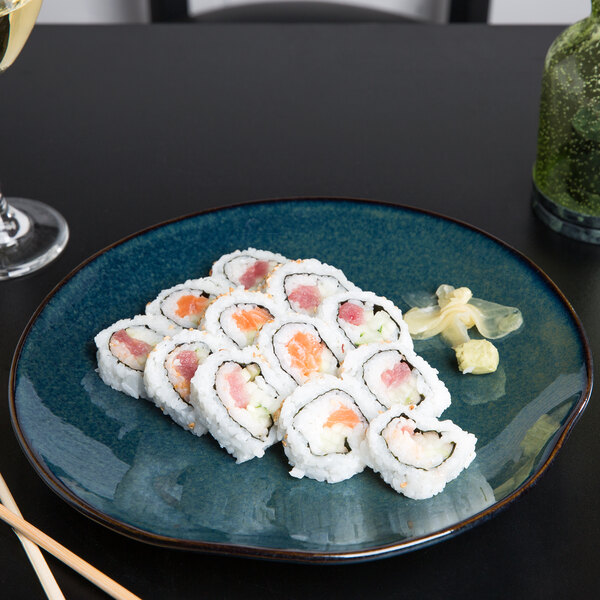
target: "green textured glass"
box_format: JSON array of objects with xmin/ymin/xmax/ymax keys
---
[{"xmin": 532, "ymin": 0, "xmax": 600, "ymax": 243}]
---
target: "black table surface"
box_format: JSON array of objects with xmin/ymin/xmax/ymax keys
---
[{"xmin": 1, "ymin": 23, "xmax": 598, "ymax": 599}]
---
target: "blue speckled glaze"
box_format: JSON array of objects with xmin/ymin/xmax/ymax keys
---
[{"xmin": 10, "ymin": 199, "xmax": 591, "ymax": 561}]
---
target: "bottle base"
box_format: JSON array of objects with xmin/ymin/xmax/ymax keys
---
[{"xmin": 531, "ymin": 183, "xmax": 600, "ymax": 244}]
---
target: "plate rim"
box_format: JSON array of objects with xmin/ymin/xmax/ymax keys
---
[{"xmin": 8, "ymin": 196, "xmax": 593, "ymax": 563}]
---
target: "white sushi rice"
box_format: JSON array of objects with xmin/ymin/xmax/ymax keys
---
[
  {"xmin": 278, "ymin": 375, "xmax": 381, "ymax": 483},
  {"xmin": 340, "ymin": 342, "xmax": 451, "ymax": 418},
  {"xmin": 256, "ymin": 314, "xmax": 348, "ymax": 396},
  {"xmin": 265, "ymin": 258, "xmax": 359, "ymax": 316},
  {"xmin": 320, "ymin": 290, "xmax": 413, "ymax": 350},
  {"xmin": 190, "ymin": 347, "xmax": 289, "ymax": 463},
  {"xmin": 95, "ymin": 314, "xmax": 178, "ymax": 399},
  {"xmin": 202, "ymin": 289, "xmax": 283, "ymax": 348},
  {"xmin": 210, "ymin": 248, "xmax": 288, "ymax": 290},
  {"xmin": 144, "ymin": 329, "xmax": 234, "ymax": 436},
  {"xmin": 364, "ymin": 406, "xmax": 477, "ymax": 499},
  {"xmin": 145, "ymin": 277, "xmax": 226, "ymax": 328}
]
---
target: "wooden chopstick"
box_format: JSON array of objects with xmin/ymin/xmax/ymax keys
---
[
  {"xmin": 0, "ymin": 502, "xmax": 141, "ymax": 600},
  {"xmin": 0, "ymin": 473, "xmax": 65, "ymax": 600}
]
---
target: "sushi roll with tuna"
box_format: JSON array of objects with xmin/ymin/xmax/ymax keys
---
[
  {"xmin": 144, "ymin": 329, "xmax": 234, "ymax": 435},
  {"xmin": 210, "ymin": 248, "xmax": 288, "ymax": 291},
  {"xmin": 320, "ymin": 290, "xmax": 413, "ymax": 350},
  {"xmin": 95, "ymin": 315, "xmax": 178, "ymax": 399},
  {"xmin": 340, "ymin": 342, "xmax": 451, "ymax": 418},
  {"xmin": 365, "ymin": 406, "xmax": 477, "ymax": 499},
  {"xmin": 202, "ymin": 290, "xmax": 282, "ymax": 349},
  {"xmin": 146, "ymin": 277, "xmax": 225, "ymax": 328},
  {"xmin": 266, "ymin": 258, "xmax": 359, "ymax": 317},
  {"xmin": 278, "ymin": 375, "xmax": 381, "ymax": 483},
  {"xmin": 190, "ymin": 347, "xmax": 289, "ymax": 463},
  {"xmin": 257, "ymin": 314, "xmax": 347, "ymax": 397}
]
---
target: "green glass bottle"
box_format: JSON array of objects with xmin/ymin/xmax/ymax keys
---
[{"xmin": 532, "ymin": 0, "xmax": 600, "ymax": 243}]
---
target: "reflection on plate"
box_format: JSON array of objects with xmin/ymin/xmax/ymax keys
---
[{"xmin": 10, "ymin": 198, "xmax": 591, "ymax": 562}]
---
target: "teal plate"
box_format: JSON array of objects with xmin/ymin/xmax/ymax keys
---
[{"xmin": 9, "ymin": 198, "xmax": 592, "ymax": 563}]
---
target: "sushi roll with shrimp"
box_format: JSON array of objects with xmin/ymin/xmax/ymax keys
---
[
  {"xmin": 190, "ymin": 347, "xmax": 289, "ymax": 463},
  {"xmin": 278, "ymin": 375, "xmax": 381, "ymax": 483},
  {"xmin": 265, "ymin": 258, "xmax": 359, "ymax": 317},
  {"xmin": 365, "ymin": 406, "xmax": 477, "ymax": 499},
  {"xmin": 143, "ymin": 329, "xmax": 234, "ymax": 435},
  {"xmin": 95, "ymin": 314, "xmax": 178, "ymax": 399},
  {"xmin": 320, "ymin": 290, "xmax": 413, "ymax": 350},
  {"xmin": 202, "ymin": 290, "xmax": 282, "ymax": 349},
  {"xmin": 256, "ymin": 314, "xmax": 347, "ymax": 397},
  {"xmin": 145, "ymin": 277, "xmax": 226, "ymax": 329},
  {"xmin": 210, "ymin": 248, "xmax": 288, "ymax": 291},
  {"xmin": 340, "ymin": 342, "xmax": 451, "ymax": 418}
]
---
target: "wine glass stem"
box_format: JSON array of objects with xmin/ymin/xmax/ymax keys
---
[{"xmin": 0, "ymin": 185, "xmax": 32, "ymax": 249}]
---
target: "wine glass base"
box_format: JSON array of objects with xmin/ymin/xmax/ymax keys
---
[{"xmin": 0, "ymin": 198, "xmax": 69, "ymax": 280}]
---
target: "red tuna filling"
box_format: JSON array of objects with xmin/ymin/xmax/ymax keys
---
[
  {"xmin": 288, "ymin": 284, "xmax": 321, "ymax": 312},
  {"xmin": 381, "ymin": 362, "xmax": 411, "ymax": 388},
  {"xmin": 173, "ymin": 350, "xmax": 199, "ymax": 381},
  {"xmin": 111, "ymin": 329, "xmax": 152, "ymax": 357},
  {"xmin": 239, "ymin": 260, "xmax": 270, "ymax": 289},
  {"xmin": 338, "ymin": 301, "xmax": 364, "ymax": 325},
  {"xmin": 225, "ymin": 366, "xmax": 249, "ymax": 408}
]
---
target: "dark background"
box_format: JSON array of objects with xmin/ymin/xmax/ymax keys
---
[{"xmin": 0, "ymin": 24, "xmax": 598, "ymax": 599}]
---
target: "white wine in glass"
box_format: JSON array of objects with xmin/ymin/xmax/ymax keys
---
[{"xmin": 0, "ymin": 0, "xmax": 68, "ymax": 279}]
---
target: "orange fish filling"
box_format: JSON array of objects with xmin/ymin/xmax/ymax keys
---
[
  {"xmin": 232, "ymin": 307, "xmax": 272, "ymax": 332},
  {"xmin": 324, "ymin": 404, "xmax": 361, "ymax": 429},
  {"xmin": 286, "ymin": 331, "xmax": 324, "ymax": 377},
  {"xmin": 175, "ymin": 295, "xmax": 210, "ymax": 319},
  {"xmin": 173, "ymin": 379, "xmax": 191, "ymax": 401}
]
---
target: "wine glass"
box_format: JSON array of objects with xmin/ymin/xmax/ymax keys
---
[{"xmin": 0, "ymin": 0, "xmax": 68, "ymax": 279}]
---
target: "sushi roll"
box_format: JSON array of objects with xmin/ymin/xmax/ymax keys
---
[
  {"xmin": 278, "ymin": 375, "xmax": 381, "ymax": 483},
  {"xmin": 190, "ymin": 347, "xmax": 289, "ymax": 463},
  {"xmin": 143, "ymin": 329, "xmax": 234, "ymax": 435},
  {"xmin": 340, "ymin": 342, "xmax": 451, "ymax": 418},
  {"xmin": 210, "ymin": 248, "xmax": 288, "ymax": 291},
  {"xmin": 95, "ymin": 314, "xmax": 178, "ymax": 399},
  {"xmin": 320, "ymin": 290, "xmax": 413, "ymax": 350},
  {"xmin": 146, "ymin": 277, "xmax": 225, "ymax": 328},
  {"xmin": 365, "ymin": 406, "xmax": 477, "ymax": 499},
  {"xmin": 256, "ymin": 314, "xmax": 347, "ymax": 397},
  {"xmin": 202, "ymin": 290, "xmax": 282, "ymax": 349},
  {"xmin": 265, "ymin": 258, "xmax": 359, "ymax": 317}
]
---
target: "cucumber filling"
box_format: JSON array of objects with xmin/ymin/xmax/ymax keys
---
[
  {"xmin": 294, "ymin": 390, "xmax": 367, "ymax": 456},
  {"xmin": 215, "ymin": 362, "xmax": 280, "ymax": 440},
  {"xmin": 363, "ymin": 350, "xmax": 424, "ymax": 408},
  {"xmin": 338, "ymin": 302, "xmax": 399, "ymax": 346}
]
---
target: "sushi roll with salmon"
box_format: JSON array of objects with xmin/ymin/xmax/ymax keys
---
[
  {"xmin": 266, "ymin": 258, "xmax": 359, "ymax": 317},
  {"xmin": 145, "ymin": 277, "xmax": 226, "ymax": 329},
  {"xmin": 144, "ymin": 329, "xmax": 234, "ymax": 435},
  {"xmin": 278, "ymin": 375, "xmax": 381, "ymax": 483},
  {"xmin": 202, "ymin": 290, "xmax": 282, "ymax": 349},
  {"xmin": 340, "ymin": 342, "xmax": 451, "ymax": 418},
  {"xmin": 320, "ymin": 290, "xmax": 413, "ymax": 350},
  {"xmin": 210, "ymin": 248, "xmax": 288, "ymax": 291},
  {"xmin": 365, "ymin": 406, "xmax": 477, "ymax": 499},
  {"xmin": 190, "ymin": 347, "xmax": 289, "ymax": 463},
  {"xmin": 95, "ymin": 315, "xmax": 178, "ymax": 399},
  {"xmin": 256, "ymin": 314, "xmax": 347, "ymax": 397}
]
